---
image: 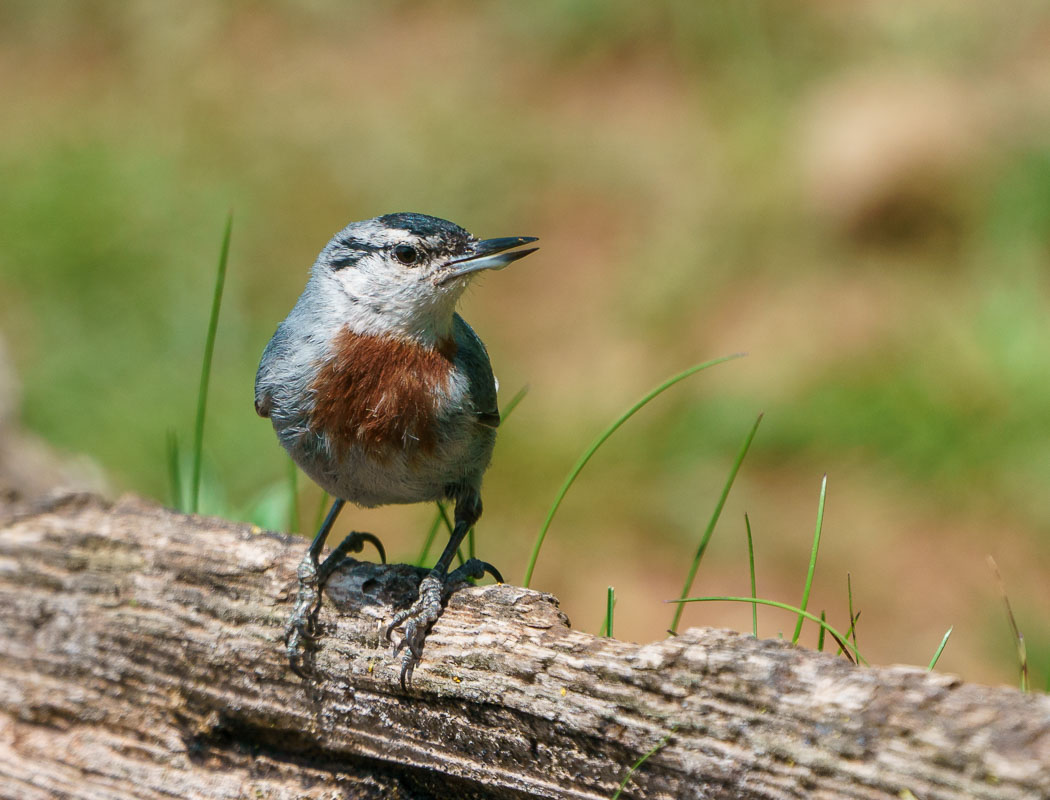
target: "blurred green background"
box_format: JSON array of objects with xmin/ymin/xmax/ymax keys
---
[{"xmin": 2, "ymin": 1, "xmax": 1049, "ymax": 689}]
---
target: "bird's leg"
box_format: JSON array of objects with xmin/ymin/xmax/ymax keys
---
[
  {"xmin": 385, "ymin": 489, "xmax": 501, "ymax": 689},
  {"xmin": 286, "ymin": 497, "xmax": 344, "ymax": 676},
  {"xmin": 285, "ymin": 497, "xmax": 385, "ymax": 677}
]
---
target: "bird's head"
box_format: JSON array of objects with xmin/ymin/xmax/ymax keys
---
[{"xmin": 308, "ymin": 213, "xmax": 538, "ymax": 344}]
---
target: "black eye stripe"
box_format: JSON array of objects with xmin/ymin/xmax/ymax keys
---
[
  {"xmin": 330, "ymin": 239, "xmax": 382, "ymax": 270},
  {"xmin": 330, "ymin": 253, "xmax": 363, "ymax": 269}
]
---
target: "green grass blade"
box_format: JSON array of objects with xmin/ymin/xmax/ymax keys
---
[
  {"xmin": 836, "ymin": 573, "xmax": 860, "ymax": 658},
  {"xmin": 989, "ymin": 556, "xmax": 1029, "ymax": 692},
  {"xmin": 190, "ymin": 213, "xmax": 233, "ymax": 514},
  {"xmin": 669, "ymin": 411, "xmax": 762, "ymax": 633},
  {"xmin": 417, "ymin": 507, "xmax": 443, "ymax": 567},
  {"xmin": 791, "ymin": 474, "xmax": 827, "ymax": 644},
  {"xmin": 436, "ymin": 500, "xmax": 455, "ymax": 536},
  {"xmin": 745, "ymin": 513, "xmax": 757, "ymax": 637},
  {"xmin": 429, "ymin": 501, "xmax": 466, "ymax": 568},
  {"xmin": 927, "ymin": 626, "xmax": 953, "ymax": 671},
  {"xmin": 523, "ymin": 353, "xmax": 744, "ymax": 588},
  {"xmin": 501, "ymin": 384, "xmax": 529, "ymax": 422},
  {"xmin": 287, "ymin": 459, "xmax": 299, "ymax": 534},
  {"xmin": 817, "ymin": 610, "xmax": 827, "ymax": 652},
  {"xmin": 522, "ymin": 354, "xmax": 743, "ymax": 587},
  {"xmin": 610, "ymin": 725, "xmax": 678, "ymax": 800},
  {"xmin": 847, "ymin": 573, "xmax": 857, "ymax": 649},
  {"xmin": 674, "ymin": 595, "xmax": 865, "ymax": 665},
  {"xmin": 166, "ymin": 429, "xmax": 183, "ymax": 510},
  {"xmin": 601, "ymin": 586, "xmax": 615, "ymax": 637}
]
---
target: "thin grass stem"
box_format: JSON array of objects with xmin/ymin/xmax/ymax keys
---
[
  {"xmin": 745, "ymin": 513, "xmax": 757, "ymax": 637},
  {"xmin": 669, "ymin": 411, "xmax": 762, "ymax": 633},
  {"xmin": 523, "ymin": 354, "xmax": 743, "ymax": 588},
  {"xmin": 601, "ymin": 586, "xmax": 615, "ymax": 638},
  {"xmin": 836, "ymin": 573, "xmax": 859, "ymax": 658},
  {"xmin": 791, "ymin": 474, "xmax": 827, "ymax": 644},
  {"xmin": 674, "ymin": 595, "xmax": 865, "ymax": 665},
  {"xmin": 817, "ymin": 610, "xmax": 827, "ymax": 652},
  {"xmin": 417, "ymin": 507, "xmax": 443, "ymax": 567},
  {"xmin": 837, "ymin": 611, "xmax": 861, "ymax": 659},
  {"xmin": 430, "ymin": 501, "xmax": 465, "ymax": 568},
  {"xmin": 501, "ymin": 384, "xmax": 529, "ymax": 422},
  {"xmin": 190, "ymin": 213, "xmax": 232, "ymax": 514},
  {"xmin": 927, "ymin": 626, "xmax": 953, "ymax": 671},
  {"xmin": 988, "ymin": 556, "xmax": 1028, "ymax": 692},
  {"xmin": 434, "ymin": 500, "xmax": 453, "ymax": 535},
  {"xmin": 847, "ymin": 573, "xmax": 857, "ymax": 649}
]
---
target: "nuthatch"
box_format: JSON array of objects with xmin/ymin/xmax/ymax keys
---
[{"xmin": 255, "ymin": 212, "xmax": 538, "ymax": 685}]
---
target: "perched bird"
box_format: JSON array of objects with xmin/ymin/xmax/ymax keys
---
[{"xmin": 255, "ymin": 212, "xmax": 538, "ymax": 685}]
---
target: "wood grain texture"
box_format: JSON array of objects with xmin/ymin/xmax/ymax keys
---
[{"xmin": 0, "ymin": 493, "xmax": 1047, "ymax": 799}]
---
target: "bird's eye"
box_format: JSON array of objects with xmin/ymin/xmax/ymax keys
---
[{"xmin": 392, "ymin": 244, "xmax": 419, "ymax": 266}]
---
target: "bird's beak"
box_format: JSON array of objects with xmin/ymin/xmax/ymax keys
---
[{"xmin": 436, "ymin": 236, "xmax": 539, "ymax": 286}]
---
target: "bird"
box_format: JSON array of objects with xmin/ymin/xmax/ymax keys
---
[{"xmin": 254, "ymin": 212, "xmax": 538, "ymax": 686}]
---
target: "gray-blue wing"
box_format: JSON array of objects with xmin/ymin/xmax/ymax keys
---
[{"xmin": 452, "ymin": 314, "xmax": 500, "ymax": 428}]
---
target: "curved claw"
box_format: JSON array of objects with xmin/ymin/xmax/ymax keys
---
[
  {"xmin": 448, "ymin": 558, "xmax": 504, "ymax": 586},
  {"xmin": 399, "ymin": 658, "xmax": 414, "ymax": 691},
  {"xmin": 326, "ymin": 531, "xmax": 386, "ymax": 566},
  {"xmin": 385, "ymin": 605, "xmax": 413, "ymax": 643},
  {"xmin": 294, "ymin": 619, "xmax": 319, "ymax": 643},
  {"xmin": 482, "ymin": 561, "xmax": 504, "ymax": 584},
  {"xmin": 356, "ymin": 532, "xmax": 386, "ymax": 564},
  {"xmin": 318, "ymin": 531, "xmax": 387, "ymax": 586},
  {"xmin": 395, "ymin": 619, "xmax": 427, "ymax": 690}
]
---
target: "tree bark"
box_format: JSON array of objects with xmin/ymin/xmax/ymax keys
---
[{"xmin": 0, "ymin": 493, "xmax": 1046, "ymax": 800}]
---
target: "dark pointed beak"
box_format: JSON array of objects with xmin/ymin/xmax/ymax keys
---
[{"xmin": 436, "ymin": 236, "xmax": 539, "ymax": 286}]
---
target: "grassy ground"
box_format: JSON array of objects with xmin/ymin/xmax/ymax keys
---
[{"xmin": 2, "ymin": 1, "xmax": 1049, "ymax": 689}]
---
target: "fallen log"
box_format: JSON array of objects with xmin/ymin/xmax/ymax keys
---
[{"xmin": 0, "ymin": 493, "xmax": 1046, "ymax": 799}]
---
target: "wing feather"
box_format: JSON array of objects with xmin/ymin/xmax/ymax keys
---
[{"xmin": 452, "ymin": 314, "xmax": 500, "ymax": 428}]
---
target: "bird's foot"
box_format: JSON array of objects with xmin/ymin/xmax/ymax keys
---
[
  {"xmin": 286, "ymin": 551, "xmax": 322, "ymax": 678},
  {"xmin": 285, "ymin": 531, "xmax": 386, "ymax": 679},
  {"xmin": 385, "ymin": 558, "xmax": 503, "ymax": 690}
]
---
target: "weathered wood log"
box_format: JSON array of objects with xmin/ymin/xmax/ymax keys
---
[{"xmin": 0, "ymin": 493, "xmax": 1047, "ymax": 799}]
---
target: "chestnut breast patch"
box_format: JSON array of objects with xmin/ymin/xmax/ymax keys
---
[{"xmin": 309, "ymin": 326, "xmax": 458, "ymax": 459}]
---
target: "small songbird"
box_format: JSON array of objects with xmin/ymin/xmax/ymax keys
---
[{"xmin": 255, "ymin": 212, "xmax": 538, "ymax": 685}]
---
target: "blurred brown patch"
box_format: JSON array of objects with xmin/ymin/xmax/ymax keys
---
[{"xmin": 797, "ymin": 70, "xmax": 990, "ymax": 249}]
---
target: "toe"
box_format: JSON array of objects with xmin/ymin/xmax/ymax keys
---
[
  {"xmin": 399, "ymin": 656, "xmax": 415, "ymax": 690},
  {"xmin": 286, "ymin": 632, "xmax": 314, "ymax": 678}
]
